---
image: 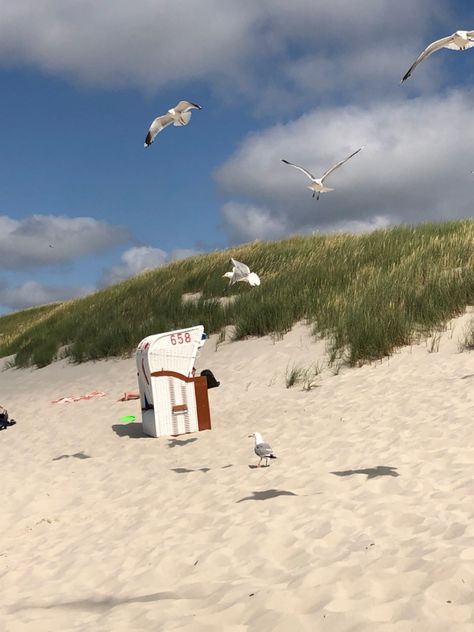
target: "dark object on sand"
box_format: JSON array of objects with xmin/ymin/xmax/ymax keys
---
[
  {"xmin": 0, "ymin": 406, "xmax": 16, "ymax": 431},
  {"xmin": 52, "ymin": 452, "xmax": 91, "ymax": 461},
  {"xmin": 200, "ymin": 369, "xmax": 220, "ymax": 389}
]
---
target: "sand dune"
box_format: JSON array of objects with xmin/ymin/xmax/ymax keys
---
[{"xmin": 1, "ymin": 310, "xmax": 473, "ymax": 631}]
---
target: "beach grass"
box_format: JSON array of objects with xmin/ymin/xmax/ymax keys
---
[
  {"xmin": 1, "ymin": 220, "xmax": 473, "ymax": 368},
  {"xmin": 285, "ymin": 363, "xmax": 322, "ymax": 390},
  {"xmin": 285, "ymin": 364, "xmax": 305, "ymax": 389},
  {"xmin": 0, "ymin": 303, "xmax": 60, "ymax": 352},
  {"xmin": 460, "ymin": 315, "xmax": 474, "ymax": 350}
]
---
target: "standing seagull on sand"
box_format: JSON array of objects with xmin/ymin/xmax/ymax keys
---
[
  {"xmin": 248, "ymin": 432, "xmax": 277, "ymax": 467},
  {"xmin": 401, "ymin": 30, "xmax": 474, "ymax": 82},
  {"xmin": 223, "ymin": 259, "xmax": 261, "ymax": 287},
  {"xmin": 144, "ymin": 101, "xmax": 202, "ymax": 147},
  {"xmin": 282, "ymin": 147, "xmax": 364, "ymax": 200}
]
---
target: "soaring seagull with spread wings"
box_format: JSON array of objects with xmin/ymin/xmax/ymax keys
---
[
  {"xmin": 144, "ymin": 100, "xmax": 202, "ymax": 147},
  {"xmin": 401, "ymin": 30, "xmax": 474, "ymax": 82},
  {"xmin": 223, "ymin": 259, "xmax": 261, "ymax": 287},
  {"xmin": 248, "ymin": 432, "xmax": 277, "ymax": 467},
  {"xmin": 281, "ymin": 147, "xmax": 364, "ymax": 200}
]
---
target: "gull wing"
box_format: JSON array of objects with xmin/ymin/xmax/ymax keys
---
[
  {"xmin": 231, "ymin": 258, "xmax": 251, "ymax": 278},
  {"xmin": 255, "ymin": 442, "xmax": 273, "ymax": 457},
  {"xmin": 320, "ymin": 146, "xmax": 364, "ymax": 183},
  {"xmin": 175, "ymin": 100, "xmax": 202, "ymax": 113},
  {"xmin": 144, "ymin": 113, "xmax": 174, "ymax": 146},
  {"xmin": 247, "ymin": 272, "xmax": 261, "ymax": 286},
  {"xmin": 281, "ymin": 159, "xmax": 315, "ymax": 181},
  {"xmin": 401, "ymin": 34, "xmax": 456, "ymax": 82}
]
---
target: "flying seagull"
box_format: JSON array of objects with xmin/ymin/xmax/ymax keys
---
[
  {"xmin": 282, "ymin": 146, "xmax": 364, "ymax": 200},
  {"xmin": 401, "ymin": 30, "xmax": 474, "ymax": 82},
  {"xmin": 223, "ymin": 258, "xmax": 261, "ymax": 286},
  {"xmin": 144, "ymin": 100, "xmax": 202, "ymax": 147},
  {"xmin": 248, "ymin": 432, "xmax": 277, "ymax": 467}
]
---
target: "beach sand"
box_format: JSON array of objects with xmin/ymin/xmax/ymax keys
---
[{"xmin": 1, "ymin": 310, "xmax": 473, "ymax": 631}]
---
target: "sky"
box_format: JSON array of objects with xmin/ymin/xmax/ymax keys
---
[{"xmin": 0, "ymin": 0, "xmax": 472, "ymax": 313}]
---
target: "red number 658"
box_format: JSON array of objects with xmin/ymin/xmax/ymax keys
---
[{"xmin": 170, "ymin": 332, "xmax": 192, "ymax": 345}]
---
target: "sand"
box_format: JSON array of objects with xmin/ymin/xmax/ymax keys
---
[{"xmin": 1, "ymin": 309, "xmax": 473, "ymax": 631}]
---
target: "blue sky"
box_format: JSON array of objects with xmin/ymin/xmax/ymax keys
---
[{"xmin": 0, "ymin": 0, "xmax": 472, "ymax": 312}]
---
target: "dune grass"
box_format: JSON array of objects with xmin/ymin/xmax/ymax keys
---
[
  {"xmin": 0, "ymin": 303, "xmax": 61, "ymax": 349},
  {"xmin": 285, "ymin": 363, "xmax": 322, "ymax": 390},
  {"xmin": 1, "ymin": 220, "xmax": 473, "ymax": 368},
  {"xmin": 460, "ymin": 316, "xmax": 474, "ymax": 351}
]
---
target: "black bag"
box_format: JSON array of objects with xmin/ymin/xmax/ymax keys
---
[
  {"xmin": 0, "ymin": 407, "xmax": 16, "ymax": 431},
  {"xmin": 200, "ymin": 369, "xmax": 220, "ymax": 389}
]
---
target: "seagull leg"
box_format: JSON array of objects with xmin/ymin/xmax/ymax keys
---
[
  {"xmin": 317, "ymin": 192, "xmax": 320, "ymax": 201},
  {"xmin": 258, "ymin": 457, "xmax": 262, "ymax": 467},
  {"xmin": 312, "ymin": 191, "xmax": 315, "ymax": 199}
]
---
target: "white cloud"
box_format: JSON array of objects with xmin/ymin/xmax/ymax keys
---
[
  {"xmin": 0, "ymin": 279, "xmax": 93, "ymax": 312},
  {"xmin": 0, "ymin": 214, "xmax": 130, "ymax": 270},
  {"xmin": 0, "ymin": 0, "xmax": 448, "ymax": 103},
  {"xmin": 101, "ymin": 246, "xmax": 168, "ymax": 286},
  {"xmin": 216, "ymin": 90, "xmax": 474, "ymax": 242},
  {"xmin": 221, "ymin": 202, "xmax": 288, "ymax": 243},
  {"xmin": 100, "ymin": 245, "xmax": 201, "ymax": 286}
]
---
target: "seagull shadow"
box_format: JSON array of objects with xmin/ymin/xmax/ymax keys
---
[
  {"xmin": 170, "ymin": 464, "xmax": 233, "ymax": 474},
  {"xmin": 111, "ymin": 423, "xmax": 147, "ymax": 439},
  {"xmin": 461, "ymin": 373, "xmax": 474, "ymax": 380},
  {"xmin": 170, "ymin": 467, "xmax": 210, "ymax": 474},
  {"xmin": 52, "ymin": 452, "xmax": 91, "ymax": 461},
  {"xmin": 168, "ymin": 437, "xmax": 198, "ymax": 448},
  {"xmin": 248, "ymin": 464, "xmax": 274, "ymax": 469},
  {"xmin": 9, "ymin": 591, "xmax": 177, "ymax": 614},
  {"xmin": 331, "ymin": 466, "xmax": 399, "ymax": 480},
  {"xmin": 237, "ymin": 489, "xmax": 298, "ymax": 503}
]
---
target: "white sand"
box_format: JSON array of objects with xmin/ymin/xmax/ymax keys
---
[{"xmin": 1, "ymin": 310, "xmax": 474, "ymax": 631}]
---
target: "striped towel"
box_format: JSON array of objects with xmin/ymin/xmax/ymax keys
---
[{"xmin": 52, "ymin": 391, "xmax": 106, "ymax": 404}]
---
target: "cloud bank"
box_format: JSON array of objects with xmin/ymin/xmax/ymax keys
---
[
  {"xmin": 216, "ymin": 90, "xmax": 474, "ymax": 242},
  {"xmin": 0, "ymin": 279, "xmax": 94, "ymax": 311},
  {"xmin": 0, "ymin": 0, "xmax": 447, "ymax": 103},
  {"xmin": 0, "ymin": 214, "xmax": 130, "ymax": 271}
]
